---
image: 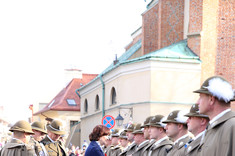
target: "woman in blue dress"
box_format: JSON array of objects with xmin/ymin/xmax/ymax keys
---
[{"xmin": 85, "ymin": 125, "xmax": 110, "ymax": 156}]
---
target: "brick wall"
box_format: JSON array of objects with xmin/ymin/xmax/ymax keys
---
[
  {"xmin": 161, "ymin": 0, "xmax": 184, "ymax": 48},
  {"xmin": 216, "ymin": 0, "xmax": 235, "ymax": 87},
  {"xmin": 142, "ymin": 2, "xmax": 160, "ymax": 55},
  {"xmin": 200, "ymin": 0, "xmax": 219, "ymax": 82},
  {"xmin": 216, "ymin": 0, "xmax": 235, "ymax": 110},
  {"xmin": 200, "ymin": 0, "xmax": 234, "ymax": 86},
  {"xmin": 187, "ymin": 0, "xmax": 203, "ymax": 56},
  {"xmin": 194, "ymin": 0, "xmax": 234, "ymax": 109},
  {"xmin": 142, "ymin": 0, "xmax": 184, "ymax": 55}
]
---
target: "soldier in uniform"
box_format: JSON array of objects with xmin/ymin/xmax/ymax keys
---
[
  {"xmin": 193, "ymin": 76, "xmax": 235, "ymax": 156},
  {"xmin": 119, "ymin": 123, "xmax": 136, "ymax": 156},
  {"xmin": 40, "ymin": 119, "xmax": 68, "ymax": 156},
  {"xmin": 141, "ymin": 116, "xmax": 156, "ymax": 156},
  {"xmin": 141, "ymin": 116, "xmax": 153, "ymax": 140},
  {"xmin": 0, "ymin": 120, "xmax": 35, "ymax": 156},
  {"xmin": 147, "ymin": 115, "xmax": 173, "ymax": 156},
  {"xmin": 29, "ymin": 121, "xmax": 48, "ymax": 156},
  {"xmin": 184, "ymin": 104, "xmax": 209, "ymax": 156},
  {"xmin": 102, "ymin": 135, "xmax": 112, "ymax": 154},
  {"xmin": 106, "ymin": 129, "xmax": 122, "ymax": 156},
  {"xmin": 118, "ymin": 131, "xmax": 129, "ymax": 154},
  {"xmin": 162, "ymin": 110, "xmax": 191, "ymax": 156},
  {"xmin": 131, "ymin": 123, "xmax": 149, "ymax": 156}
]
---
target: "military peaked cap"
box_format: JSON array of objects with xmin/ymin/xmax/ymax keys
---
[
  {"xmin": 185, "ymin": 104, "xmax": 209, "ymax": 119},
  {"xmin": 132, "ymin": 123, "xmax": 144, "ymax": 134},
  {"xmin": 194, "ymin": 76, "xmax": 235, "ymax": 103},
  {"xmin": 119, "ymin": 131, "xmax": 128, "ymax": 139},
  {"xmin": 162, "ymin": 110, "xmax": 188, "ymax": 125},
  {"xmin": 148, "ymin": 115, "xmax": 165, "ymax": 128},
  {"xmin": 31, "ymin": 121, "xmax": 47, "ymax": 134},
  {"xmin": 9, "ymin": 120, "xmax": 34, "ymax": 134},
  {"xmin": 140, "ymin": 116, "xmax": 153, "ymax": 128},
  {"xmin": 111, "ymin": 129, "xmax": 120, "ymax": 137},
  {"xmin": 47, "ymin": 119, "xmax": 65, "ymax": 135},
  {"xmin": 124, "ymin": 123, "xmax": 136, "ymax": 132}
]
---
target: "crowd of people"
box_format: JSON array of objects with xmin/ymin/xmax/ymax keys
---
[
  {"xmin": 0, "ymin": 119, "xmax": 69, "ymax": 156},
  {"xmin": 0, "ymin": 75, "xmax": 234, "ymax": 156},
  {"xmin": 85, "ymin": 76, "xmax": 235, "ymax": 156}
]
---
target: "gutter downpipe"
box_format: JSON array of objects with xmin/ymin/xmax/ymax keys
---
[
  {"xmin": 75, "ymin": 89, "xmax": 81, "ymax": 98},
  {"xmin": 99, "ymin": 75, "xmax": 105, "ymax": 118}
]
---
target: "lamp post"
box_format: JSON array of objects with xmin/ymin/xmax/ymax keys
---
[
  {"xmin": 115, "ymin": 107, "xmax": 133, "ymax": 127},
  {"xmin": 115, "ymin": 113, "xmax": 124, "ymax": 127}
]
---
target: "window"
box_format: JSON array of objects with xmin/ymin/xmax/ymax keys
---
[
  {"xmin": 95, "ymin": 95, "xmax": 100, "ymax": 110},
  {"xmin": 66, "ymin": 99, "xmax": 77, "ymax": 106},
  {"xmin": 111, "ymin": 87, "xmax": 117, "ymax": 105},
  {"xmin": 84, "ymin": 99, "xmax": 88, "ymax": 113}
]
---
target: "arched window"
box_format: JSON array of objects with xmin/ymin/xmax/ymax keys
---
[
  {"xmin": 84, "ymin": 99, "xmax": 88, "ymax": 113},
  {"xmin": 111, "ymin": 87, "xmax": 117, "ymax": 105},
  {"xmin": 95, "ymin": 95, "xmax": 100, "ymax": 110}
]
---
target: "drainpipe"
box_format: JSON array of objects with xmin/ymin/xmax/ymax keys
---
[
  {"xmin": 99, "ymin": 75, "xmax": 105, "ymax": 117},
  {"xmin": 75, "ymin": 89, "xmax": 81, "ymax": 98}
]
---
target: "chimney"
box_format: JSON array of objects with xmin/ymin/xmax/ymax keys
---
[{"xmin": 113, "ymin": 54, "xmax": 119, "ymax": 65}]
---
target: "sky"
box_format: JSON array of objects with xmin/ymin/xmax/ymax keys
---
[{"xmin": 0, "ymin": 0, "xmax": 148, "ymax": 123}]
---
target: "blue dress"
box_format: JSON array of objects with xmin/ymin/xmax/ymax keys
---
[{"xmin": 85, "ymin": 141, "xmax": 104, "ymax": 156}]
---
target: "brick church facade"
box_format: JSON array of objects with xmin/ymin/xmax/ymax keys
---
[{"xmin": 137, "ymin": 0, "xmax": 234, "ymax": 106}]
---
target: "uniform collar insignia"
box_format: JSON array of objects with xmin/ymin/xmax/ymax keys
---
[
  {"xmin": 187, "ymin": 146, "xmax": 192, "ymax": 152},
  {"xmin": 211, "ymin": 121, "xmax": 218, "ymax": 127},
  {"xmin": 179, "ymin": 141, "xmax": 184, "ymax": 147}
]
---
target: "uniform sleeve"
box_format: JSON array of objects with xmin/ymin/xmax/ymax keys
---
[{"xmin": 225, "ymin": 118, "xmax": 235, "ymax": 156}]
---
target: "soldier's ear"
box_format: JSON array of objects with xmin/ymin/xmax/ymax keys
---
[
  {"xmin": 209, "ymin": 95, "xmax": 216, "ymax": 106},
  {"xmin": 159, "ymin": 127, "xmax": 164, "ymax": 133},
  {"xmin": 177, "ymin": 123, "xmax": 183, "ymax": 129},
  {"xmin": 201, "ymin": 118, "xmax": 209, "ymax": 126}
]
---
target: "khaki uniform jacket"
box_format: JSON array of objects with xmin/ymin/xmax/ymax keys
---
[
  {"xmin": 106, "ymin": 145, "xmax": 122, "ymax": 156},
  {"xmin": 118, "ymin": 146, "xmax": 129, "ymax": 156},
  {"xmin": 40, "ymin": 136, "xmax": 68, "ymax": 156},
  {"xmin": 0, "ymin": 138, "xmax": 35, "ymax": 156},
  {"xmin": 184, "ymin": 135, "xmax": 201, "ymax": 156},
  {"xmin": 120, "ymin": 142, "xmax": 137, "ymax": 156},
  {"xmin": 106, "ymin": 145, "xmax": 114, "ymax": 155},
  {"xmin": 29, "ymin": 137, "xmax": 47, "ymax": 156},
  {"xmin": 103, "ymin": 145, "xmax": 112, "ymax": 154},
  {"xmin": 132, "ymin": 140, "xmax": 149, "ymax": 156},
  {"xmin": 167, "ymin": 136, "xmax": 191, "ymax": 156},
  {"xmin": 142, "ymin": 139, "xmax": 155, "ymax": 156},
  {"xmin": 198, "ymin": 111, "xmax": 235, "ymax": 156},
  {"xmin": 148, "ymin": 138, "xmax": 173, "ymax": 156}
]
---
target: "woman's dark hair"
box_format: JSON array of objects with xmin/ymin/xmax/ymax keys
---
[{"xmin": 89, "ymin": 125, "xmax": 110, "ymax": 141}]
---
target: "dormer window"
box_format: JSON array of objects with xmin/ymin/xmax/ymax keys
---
[{"xmin": 67, "ymin": 99, "xmax": 77, "ymax": 106}]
